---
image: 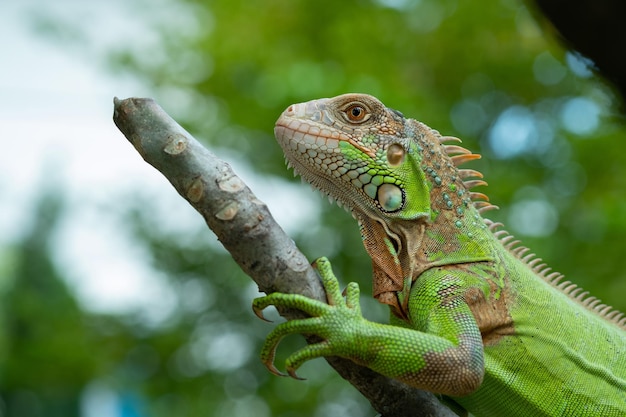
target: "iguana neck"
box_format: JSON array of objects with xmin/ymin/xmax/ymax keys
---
[
  {"xmin": 360, "ymin": 194, "xmax": 496, "ymax": 313},
  {"xmin": 362, "ymin": 119, "xmax": 496, "ymax": 314},
  {"xmin": 413, "ymin": 116, "xmax": 496, "ymax": 269}
]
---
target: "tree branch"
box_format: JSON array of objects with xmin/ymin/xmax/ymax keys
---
[{"xmin": 112, "ymin": 97, "xmax": 456, "ymax": 417}]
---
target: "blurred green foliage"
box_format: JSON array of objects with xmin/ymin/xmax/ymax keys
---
[
  {"xmin": 1, "ymin": 192, "xmax": 99, "ymax": 417},
  {"xmin": 4, "ymin": 0, "xmax": 626, "ymax": 416}
]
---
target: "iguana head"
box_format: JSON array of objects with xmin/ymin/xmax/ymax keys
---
[
  {"xmin": 275, "ymin": 93, "xmax": 433, "ymax": 222},
  {"xmin": 275, "ymin": 93, "xmax": 494, "ymax": 316}
]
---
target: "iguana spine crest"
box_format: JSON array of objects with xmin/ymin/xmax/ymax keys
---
[{"xmin": 443, "ymin": 136, "xmax": 626, "ymax": 329}]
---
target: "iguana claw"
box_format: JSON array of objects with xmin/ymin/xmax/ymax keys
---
[
  {"xmin": 252, "ymin": 301, "xmax": 273, "ymax": 322},
  {"xmin": 253, "ymin": 257, "xmax": 363, "ymax": 379}
]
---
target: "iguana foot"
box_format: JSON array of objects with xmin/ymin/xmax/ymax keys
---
[{"xmin": 252, "ymin": 257, "xmax": 363, "ymax": 379}]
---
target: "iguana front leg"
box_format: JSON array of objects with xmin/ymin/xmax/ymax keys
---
[
  {"xmin": 253, "ymin": 257, "xmax": 486, "ymax": 397},
  {"xmin": 253, "ymin": 257, "xmax": 363, "ymax": 379}
]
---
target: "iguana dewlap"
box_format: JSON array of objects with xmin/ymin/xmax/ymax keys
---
[{"xmin": 254, "ymin": 93, "xmax": 626, "ymax": 416}]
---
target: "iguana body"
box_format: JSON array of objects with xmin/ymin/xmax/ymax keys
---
[{"xmin": 254, "ymin": 94, "xmax": 626, "ymax": 416}]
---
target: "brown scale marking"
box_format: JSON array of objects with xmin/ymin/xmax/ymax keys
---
[{"xmin": 464, "ymin": 281, "xmax": 516, "ymax": 346}]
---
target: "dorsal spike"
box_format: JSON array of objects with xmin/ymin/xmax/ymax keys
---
[
  {"xmin": 451, "ymin": 153, "xmax": 481, "ymax": 167},
  {"xmin": 582, "ymin": 297, "xmax": 598, "ymax": 307},
  {"xmin": 472, "ymin": 201, "xmax": 492, "ymax": 209},
  {"xmin": 499, "ymin": 235, "xmax": 516, "ymax": 244},
  {"xmin": 545, "ymin": 272, "xmax": 563, "ymax": 282},
  {"xmin": 493, "ymin": 230, "xmax": 509, "ymax": 238},
  {"xmin": 504, "ymin": 239, "xmax": 520, "ymax": 249},
  {"xmin": 574, "ymin": 291, "xmax": 589, "ymax": 301},
  {"xmin": 477, "ymin": 204, "xmax": 499, "ymax": 214},
  {"xmin": 463, "ymin": 179, "xmax": 488, "ymax": 189},
  {"xmin": 488, "ymin": 222, "xmax": 504, "ymax": 231},
  {"xmin": 527, "ymin": 258, "xmax": 544, "ymax": 268},
  {"xmin": 513, "ymin": 247, "xmax": 530, "ymax": 257},
  {"xmin": 562, "ymin": 283, "xmax": 579, "ymax": 295},
  {"xmin": 538, "ymin": 264, "xmax": 552, "ymax": 279},
  {"xmin": 438, "ymin": 135, "xmax": 462, "ymax": 143},
  {"xmin": 469, "ymin": 192, "xmax": 489, "ymax": 201},
  {"xmin": 545, "ymin": 272, "xmax": 560, "ymax": 281},
  {"xmin": 568, "ymin": 287, "xmax": 584, "ymax": 298},
  {"xmin": 458, "ymin": 169, "xmax": 484, "ymax": 179},
  {"xmin": 605, "ymin": 310, "xmax": 618, "ymax": 318},
  {"xmin": 557, "ymin": 280, "xmax": 573, "ymax": 290},
  {"xmin": 444, "ymin": 145, "xmax": 471, "ymax": 155}
]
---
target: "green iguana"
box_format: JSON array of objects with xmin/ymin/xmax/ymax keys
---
[{"xmin": 253, "ymin": 93, "xmax": 626, "ymax": 416}]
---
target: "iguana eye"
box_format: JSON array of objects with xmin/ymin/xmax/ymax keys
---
[
  {"xmin": 378, "ymin": 183, "xmax": 403, "ymax": 212},
  {"xmin": 343, "ymin": 103, "xmax": 370, "ymax": 123},
  {"xmin": 387, "ymin": 143, "xmax": 405, "ymax": 166}
]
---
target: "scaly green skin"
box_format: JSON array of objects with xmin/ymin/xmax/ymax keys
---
[{"xmin": 255, "ymin": 94, "xmax": 626, "ymax": 416}]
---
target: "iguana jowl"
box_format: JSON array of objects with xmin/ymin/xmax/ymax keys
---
[{"xmin": 253, "ymin": 93, "xmax": 626, "ymax": 416}]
